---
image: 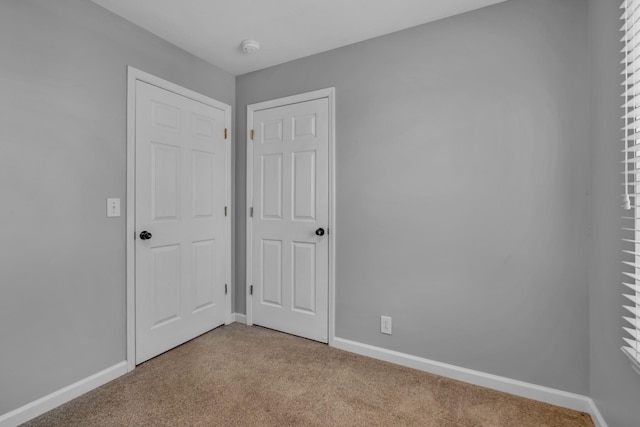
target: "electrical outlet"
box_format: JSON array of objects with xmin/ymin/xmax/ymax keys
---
[{"xmin": 381, "ymin": 315, "xmax": 392, "ymax": 335}]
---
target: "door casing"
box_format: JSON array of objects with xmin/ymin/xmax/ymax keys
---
[
  {"xmin": 246, "ymin": 88, "xmax": 336, "ymax": 346},
  {"xmin": 126, "ymin": 67, "xmax": 232, "ymax": 371}
]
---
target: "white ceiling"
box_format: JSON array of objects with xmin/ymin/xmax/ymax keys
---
[{"xmin": 90, "ymin": 0, "xmax": 509, "ymax": 76}]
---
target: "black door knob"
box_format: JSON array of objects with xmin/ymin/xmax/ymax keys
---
[
  {"xmin": 315, "ymin": 228, "xmax": 325, "ymax": 236},
  {"xmin": 140, "ymin": 231, "xmax": 152, "ymax": 240}
]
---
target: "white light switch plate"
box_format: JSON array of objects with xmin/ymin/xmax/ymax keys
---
[{"xmin": 107, "ymin": 198, "xmax": 120, "ymax": 217}]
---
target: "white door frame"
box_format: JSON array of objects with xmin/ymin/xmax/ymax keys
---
[
  {"xmin": 246, "ymin": 88, "xmax": 336, "ymax": 346},
  {"xmin": 126, "ymin": 67, "xmax": 233, "ymax": 371}
]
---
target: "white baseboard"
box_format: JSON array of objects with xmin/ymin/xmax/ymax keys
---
[
  {"xmin": 587, "ymin": 398, "xmax": 608, "ymax": 427},
  {"xmin": 332, "ymin": 337, "xmax": 607, "ymax": 427},
  {"xmin": 232, "ymin": 313, "xmax": 247, "ymax": 324},
  {"xmin": 0, "ymin": 361, "xmax": 127, "ymax": 427}
]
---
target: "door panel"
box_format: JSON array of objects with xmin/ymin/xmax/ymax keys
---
[
  {"xmin": 150, "ymin": 244, "xmax": 180, "ymax": 326},
  {"xmin": 250, "ymin": 97, "xmax": 329, "ymax": 343},
  {"xmin": 293, "ymin": 151, "xmax": 316, "ymax": 221},
  {"xmin": 193, "ymin": 239, "xmax": 216, "ymax": 311},
  {"xmin": 192, "ymin": 151, "xmax": 215, "ymax": 218},
  {"xmin": 151, "ymin": 143, "xmax": 180, "ymax": 220},
  {"xmin": 261, "ymin": 239, "xmax": 283, "ymax": 307},
  {"xmin": 292, "ymin": 241, "xmax": 316, "ymax": 313},
  {"xmin": 261, "ymin": 154, "xmax": 283, "ymax": 219},
  {"xmin": 135, "ymin": 81, "xmax": 227, "ymax": 364}
]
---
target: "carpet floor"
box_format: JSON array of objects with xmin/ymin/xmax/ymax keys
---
[{"xmin": 23, "ymin": 323, "xmax": 594, "ymax": 427}]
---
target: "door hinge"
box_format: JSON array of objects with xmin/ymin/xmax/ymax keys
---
[
  {"xmin": 250, "ymin": 207, "xmax": 254, "ymax": 217},
  {"xmin": 224, "ymin": 206, "xmax": 228, "ymax": 217},
  {"xmin": 225, "ymin": 283, "xmax": 228, "ymax": 295},
  {"xmin": 250, "ymin": 129, "xmax": 254, "ymax": 140},
  {"xmin": 250, "ymin": 285, "xmax": 254, "ymax": 295},
  {"xmin": 224, "ymin": 128, "xmax": 228, "ymax": 139}
]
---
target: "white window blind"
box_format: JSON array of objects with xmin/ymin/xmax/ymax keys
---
[{"xmin": 621, "ymin": 0, "xmax": 640, "ymax": 373}]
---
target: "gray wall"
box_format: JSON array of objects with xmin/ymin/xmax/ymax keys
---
[
  {"xmin": 588, "ymin": 0, "xmax": 640, "ymax": 426},
  {"xmin": 0, "ymin": 0, "xmax": 234, "ymax": 415},
  {"xmin": 236, "ymin": 0, "xmax": 590, "ymax": 394}
]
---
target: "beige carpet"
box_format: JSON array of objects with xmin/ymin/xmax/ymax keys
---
[{"xmin": 23, "ymin": 323, "xmax": 594, "ymax": 427}]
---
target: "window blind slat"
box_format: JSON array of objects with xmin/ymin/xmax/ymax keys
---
[
  {"xmin": 621, "ymin": 75, "xmax": 639, "ymax": 86},
  {"xmin": 624, "ymin": 315, "xmax": 640, "ymax": 328},
  {"xmin": 620, "ymin": 102, "xmax": 640, "ymax": 116},
  {"xmin": 624, "ymin": 337, "xmax": 640, "ymax": 351},
  {"xmin": 623, "ymin": 272, "xmax": 640, "ymax": 282},
  {"xmin": 621, "ymin": 86, "xmax": 640, "ymax": 97},
  {"xmin": 620, "ymin": 96, "xmax": 640, "ymax": 108},
  {"xmin": 624, "ymin": 327, "xmax": 640, "ymax": 340},
  {"xmin": 622, "ymin": 107, "xmax": 640, "ymax": 119},
  {"xmin": 624, "ymin": 304, "xmax": 639, "ymax": 317},
  {"xmin": 621, "ymin": 143, "xmax": 640, "ymax": 152},
  {"xmin": 621, "ymin": 62, "xmax": 640, "ymax": 77}
]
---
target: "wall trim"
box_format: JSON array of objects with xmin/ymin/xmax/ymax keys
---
[
  {"xmin": 587, "ymin": 399, "xmax": 608, "ymax": 427},
  {"xmin": 332, "ymin": 337, "xmax": 607, "ymax": 427},
  {"xmin": 232, "ymin": 313, "xmax": 247, "ymax": 324},
  {"xmin": 0, "ymin": 361, "xmax": 127, "ymax": 427}
]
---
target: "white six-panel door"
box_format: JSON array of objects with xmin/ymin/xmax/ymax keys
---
[
  {"xmin": 135, "ymin": 80, "xmax": 228, "ymax": 364},
  {"xmin": 249, "ymin": 97, "xmax": 330, "ymax": 343}
]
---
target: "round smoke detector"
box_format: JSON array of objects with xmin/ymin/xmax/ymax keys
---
[{"xmin": 241, "ymin": 39, "xmax": 261, "ymax": 54}]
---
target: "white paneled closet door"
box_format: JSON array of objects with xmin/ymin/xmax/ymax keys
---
[
  {"xmin": 250, "ymin": 98, "xmax": 329, "ymax": 343},
  {"xmin": 135, "ymin": 80, "xmax": 228, "ymax": 364}
]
